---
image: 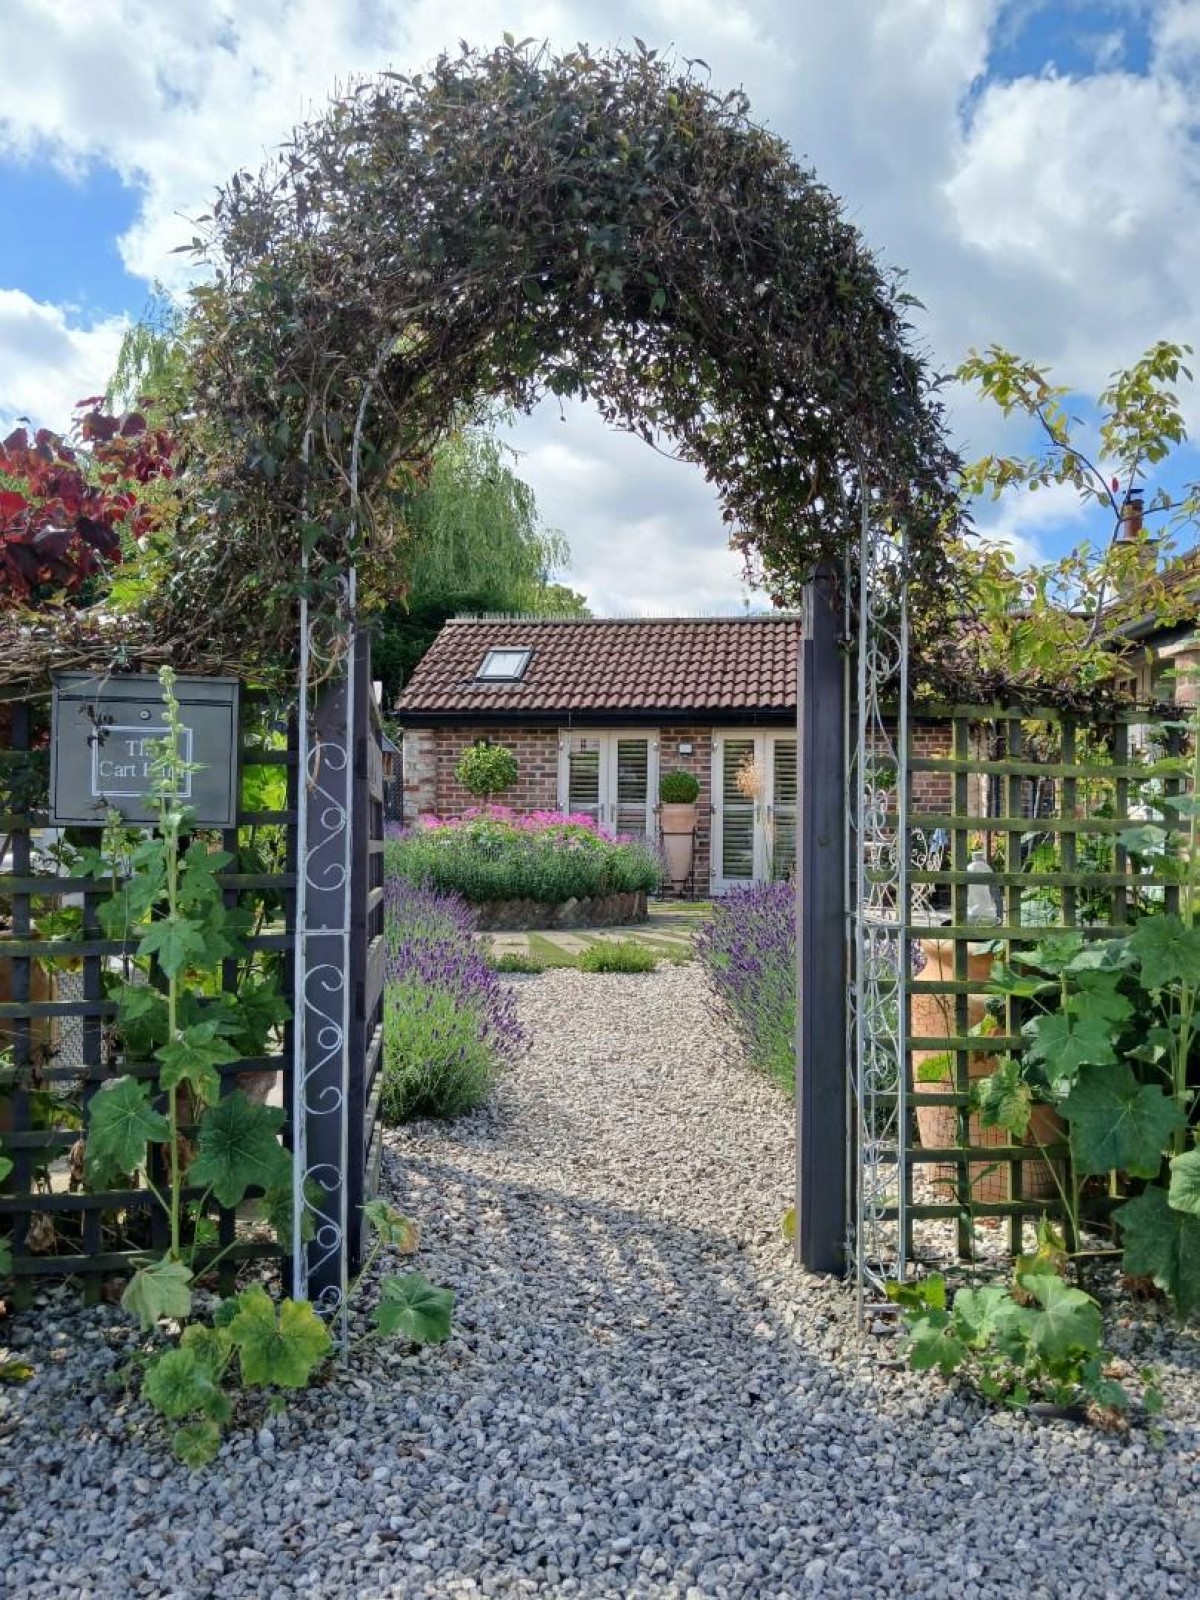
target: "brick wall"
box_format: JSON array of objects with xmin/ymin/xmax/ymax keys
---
[
  {"xmin": 399, "ymin": 728, "xmax": 437, "ymax": 817},
  {"xmin": 657, "ymin": 725, "xmax": 714, "ymax": 890},
  {"xmin": 431, "ymin": 727, "xmax": 561, "ymax": 816},
  {"xmin": 399, "ymin": 722, "xmax": 725, "ymax": 892},
  {"xmin": 911, "ymin": 719, "xmax": 953, "ymax": 814}
]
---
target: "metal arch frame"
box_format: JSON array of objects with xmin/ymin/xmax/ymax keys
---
[{"xmin": 845, "ymin": 497, "xmax": 911, "ymax": 1317}]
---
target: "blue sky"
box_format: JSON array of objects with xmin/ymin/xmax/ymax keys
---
[{"xmin": 2, "ymin": 0, "xmax": 1198, "ymax": 613}]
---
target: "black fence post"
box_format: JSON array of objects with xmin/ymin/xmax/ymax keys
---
[{"xmin": 795, "ymin": 563, "xmax": 848, "ymax": 1274}]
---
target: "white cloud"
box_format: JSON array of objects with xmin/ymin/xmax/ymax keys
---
[
  {"xmin": 4, "ymin": 0, "xmax": 1200, "ymax": 606},
  {"xmin": 0, "ymin": 291, "xmax": 127, "ymax": 434}
]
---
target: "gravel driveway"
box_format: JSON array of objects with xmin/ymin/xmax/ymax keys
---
[{"xmin": 3, "ymin": 963, "xmax": 1200, "ymax": 1599}]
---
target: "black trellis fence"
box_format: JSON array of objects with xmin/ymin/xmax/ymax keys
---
[{"xmin": 0, "ymin": 632, "xmax": 385, "ymax": 1303}]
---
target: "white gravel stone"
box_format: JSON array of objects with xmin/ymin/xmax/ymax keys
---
[{"xmin": 2, "ymin": 962, "xmax": 1199, "ymax": 1598}]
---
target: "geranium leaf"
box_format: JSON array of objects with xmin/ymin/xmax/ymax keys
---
[
  {"xmin": 137, "ymin": 913, "xmax": 208, "ymax": 977},
  {"xmin": 156, "ymin": 1022, "xmax": 240, "ymax": 1106},
  {"xmin": 1130, "ymin": 914, "xmax": 1200, "ymax": 988},
  {"xmin": 173, "ymin": 1419, "xmax": 223, "ymax": 1468},
  {"xmin": 973, "ymin": 1058, "xmax": 1033, "ymax": 1137},
  {"xmin": 1168, "ymin": 1149, "xmax": 1200, "ymax": 1216},
  {"xmin": 121, "ymin": 1255, "xmax": 194, "ymax": 1330},
  {"xmin": 0, "ymin": 1351, "xmax": 35, "ymax": 1383},
  {"xmin": 1117, "ymin": 1184, "xmax": 1200, "ymax": 1319},
  {"xmin": 143, "ymin": 1345, "xmax": 214, "ymax": 1418},
  {"xmin": 1023, "ymin": 1010, "xmax": 1115, "ymax": 1084},
  {"xmin": 186, "ymin": 1092, "xmax": 289, "ymax": 1206},
  {"xmin": 1062, "ymin": 1062, "xmax": 1184, "ymax": 1178},
  {"xmin": 1018, "ymin": 1273, "xmax": 1102, "ymax": 1363},
  {"xmin": 86, "ymin": 1076, "xmax": 170, "ymax": 1188},
  {"xmin": 227, "ymin": 1285, "xmax": 332, "ymax": 1387},
  {"xmin": 905, "ymin": 1311, "xmax": 966, "ymax": 1375},
  {"xmin": 374, "ymin": 1272, "xmax": 455, "ymax": 1344},
  {"xmin": 362, "ymin": 1199, "xmax": 421, "ymax": 1253}
]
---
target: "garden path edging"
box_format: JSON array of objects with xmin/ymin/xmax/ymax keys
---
[{"xmin": 471, "ymin": 888, "xmax": 647, "ymax": 931}]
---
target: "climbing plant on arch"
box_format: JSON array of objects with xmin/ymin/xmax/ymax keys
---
[{"xmin": 149, "ymin": 38, "xmax": 959, "ymax": 672}]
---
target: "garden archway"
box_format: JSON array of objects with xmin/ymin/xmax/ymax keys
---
[{"xmin": 163, "ymin": 40, "xmax": 961, "ymax": 1307}]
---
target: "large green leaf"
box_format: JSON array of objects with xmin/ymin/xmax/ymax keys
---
[
  {"xmin": 0, "ymin": 1153, "xmax": 12, "ymax": 1185},
  {"xmin": 950, "ymin": 1284, "xmax": 1010, "ymax": 1346},
  {"xmin": 905, "ymin": 1311, "xmax": 966, "ymax": 1375},
  {"xmin": 186, "ymin": 1092, "xmax": 289, "ymax": 1206},
  {"xmin": 112, "ymin": 984, "xmax": 169, "ymax": 1059},
  {"xmin": 121, "ymin": 1255, "xmax": 194, "ymax": 1330},
  {"xmin": 86, "ymin": 1076, "xmax": 170, "ymax": 1188},
  {"xmin": 1066, "ymin": 972, "xmax": 1133, "ymax": 1028},
  {"xmin": 1167, "ymin": 1149, "xmax": 1200, "ymax": 1216},
  {"xmin": 1130, "ymin": 914, "xmax": 1200, "ymax": 989},
  {"xmin": 374, "ymin": 1272, "xmax": 455, "ymax": 1344},
  {"xmin": 1062, "ymin": 1062, "xmax": 1184, "ymax": 1178},
  {"xmin": 973, "ymin": 1058, "xmax": 1032, "ymax": 1138},
  {"xmin": 156, "ymin": 1022, "xmax": 240, "ymax": 1106},
  {"xmin": 1018, "ymin": 1273, "xmax": 1103, "ymax": 1363},
  {"xmin": 143, "ymin": 1345, "xmax": 219, "ymax": 1418},
  {"xmin": 0, "ymin": 1234, "xmax": 12, "ymax": 1276},
  {"xmin": 227, "ymin": 1285, "xmax": 332, "ymax": 1387},
  {"xmin": 1117, "ymin": 1184, "xmax": 1200, "ymax": 1319},
  {"xmin": 177, "ymin": 843, "xmax": 233, "ymax": 910},
  {"xmin": 137, "ymin": 913, "xmax": 209, "ymax": 978},
  {"xmin": 1023, "ymin": 1010, "xmax": 1116, "ymax": 1085}
]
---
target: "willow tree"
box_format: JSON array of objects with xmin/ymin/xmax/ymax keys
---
[{"xmin": 136, "ymin": 39, "xmax": 957, "ymax": 680}]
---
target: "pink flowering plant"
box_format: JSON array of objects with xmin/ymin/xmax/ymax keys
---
[{"xmin": 385, "ymin": 806, "xmax": 660, "ymax": 904}]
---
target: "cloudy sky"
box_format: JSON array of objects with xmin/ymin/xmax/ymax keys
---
[{"xmin": 2, "ymin": 0, "xmax": 1198, "ymax": 613}]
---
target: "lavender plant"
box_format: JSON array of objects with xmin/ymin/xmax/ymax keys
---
[
  {"xmin": 385, "ymin": 808, "xmax": 661, "ymax": 904},
  {"xmin": 381, "ymin": 879, "xmax": 525, "ymax": 1121},
  {"xmin": 696, "ymin": 884, "xmax": 796, "ymax": 1092}
]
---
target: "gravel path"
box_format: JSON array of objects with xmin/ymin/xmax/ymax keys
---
[{"xmin": 4, "ymin": 963, "xmax": 1200, "ymax": 1599}]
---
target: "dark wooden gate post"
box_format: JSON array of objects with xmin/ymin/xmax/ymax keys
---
[{"xmin": 795, "ymin": 562, "xmax": 848, "ymax": 1274}]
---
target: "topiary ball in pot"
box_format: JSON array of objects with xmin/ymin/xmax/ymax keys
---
[
  {"xmin": 455, "ymin": 740, "xmax": 519, "ymax": 804},
  {"xmin": 659, "ymin": 770, "xmax": 700, "ymax": 804},
  {"xmin": 658, "ymin": 770, "xmax": 700, "ymax": 890}
]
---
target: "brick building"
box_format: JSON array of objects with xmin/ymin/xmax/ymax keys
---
[{"xmin": 394, "ymin": 615, "xmax": 954, "ymax": 893}]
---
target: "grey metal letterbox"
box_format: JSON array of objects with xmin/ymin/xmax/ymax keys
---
[{"xmin": 50, "ymin": 673, "xmax": 241, "ymax": 827}]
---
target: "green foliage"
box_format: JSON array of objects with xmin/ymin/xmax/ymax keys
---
[
  {"xmin": 1117, "ymin": 1186, "xmax": 1200, "ymax": 1320},
  {"xmin": 186, "ymin": 1093, "xmax": 291, "ymax": 1208},
  {"xmin": 374, "ymin": 1273, "xmax": 455, "ymax": 1344},
  {"xmin": 85, "ymin": 1077, "xmax": 171, "ymax": 1189},
  {"xmin": 122, "ymin": 1256, "xmax": 195, "ymax": 1332},
  {"xmin": 158, "ymin": 39, "xmax": 958, "ymax": 680},
  {"xmin": 0, "ymin": 1143, "xmax": 12, "ymax": 1280},
  {"xmin": 579, "ymin": 939, "xmax": 659, "ymax": 974},
  {"xmin": 380, "ymin": 980, "xmax": 497, "ymax": 1123},
  {"xmin": 386, "ymin": 816, "xmax": 661, "ymax": 905},
  {"xmin": 226, "ymin": 1285, "xmax": 333, "ymax": 1387},
  {"xmin": 659, "ymin": 770, "xmax": 700, "ymax": 804},
  {"xmin": 454, "ymin": 741, "xmax": 519, "ymax": 801},
  {"xmin": 887, "ymin": 1270, "xmax": 1153, "ymax": 1418},
  {"xmin": 973, "ymin": 708, "xmax": 1200, "ymax": 1319},
  {"xmin": 489, "ymin": 952, "xmax": 547, "ymax": 975},
  {"xmin": 1061, "ymin": 1063, "xmax": 1186, "ymax": 1179},
  {"xmin": 939, "ymin": 340, "xmax": 1199, "ymax": 703}
]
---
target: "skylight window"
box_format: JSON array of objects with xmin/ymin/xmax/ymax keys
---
[{"xmin": 476, "ymin": 647, "xmax": 532, "ymax": 682}]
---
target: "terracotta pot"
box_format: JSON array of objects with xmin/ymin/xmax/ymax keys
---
[
  {"xmin": 912, "ymin": 938, "xmax": 1063, "ymax": 1203},
  {"xmin": 660, "ymin": 802, "xmax": 697, "ymax": 888}
]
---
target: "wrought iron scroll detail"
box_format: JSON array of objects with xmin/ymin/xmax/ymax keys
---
[
  {"xmin": 847, "ymin": 504, "xmax": 911, "ymax": 1318},
  {"xmin": 292, "ymin": 584, "xmax": 356, "ymax": 1346}
]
